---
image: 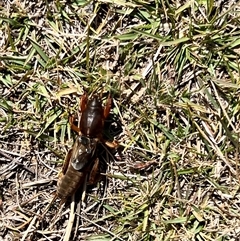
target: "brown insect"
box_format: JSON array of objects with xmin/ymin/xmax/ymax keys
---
[
  {"xmin": 57, "ymin": 93, "xmax": 117, "ymax": 201},
  {"xmin": 35, "ymin": 93, "xmax": 117, "ymax": 238}
]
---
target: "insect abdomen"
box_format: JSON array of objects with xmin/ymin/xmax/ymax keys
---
[{"xmin": 57, "ymin": 164, "xmax": 86, "ymax": 200}]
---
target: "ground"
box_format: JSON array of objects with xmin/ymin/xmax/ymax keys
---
[{"xmin": 0, "ymin": 0, "xmax": 240, "ymax": 240}]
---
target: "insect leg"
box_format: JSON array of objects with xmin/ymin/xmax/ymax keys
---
[
  {"xmin": 80, "ymin": 93, "xmax": 88, "ymax": 112},
  {"xmin": 60, "ymin": 148, "xmax": 72, "ymax": 176},
  {"xmin": 103, "ymin": 139, "xmax": 118, "ymax": 149},
  {"xmin": 88, "ymin": 158, "xmax": 100, "ymax": 185},
  {"xmin": 69, "ymin": 115, "xmax": 81, "ymax": 134},
  {"xmin": 103, "ymin": 95, "xmax": 112, "ymax": 119}
]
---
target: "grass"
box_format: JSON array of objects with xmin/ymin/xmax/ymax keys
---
[{"xmin": 0, "ymin": 0, "xmax": 240, "ymax": 240}]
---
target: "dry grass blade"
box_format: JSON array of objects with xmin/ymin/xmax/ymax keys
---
[{"xmin": 1, "ymin": 0, "xmax": 240, "ymax": 240}]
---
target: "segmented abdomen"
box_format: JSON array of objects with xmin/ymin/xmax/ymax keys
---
[{"xmin": 57, "ymin": 164, "xmax": 86, "ymax": 200}]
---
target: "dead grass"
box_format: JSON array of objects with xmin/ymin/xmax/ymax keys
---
[{"xmin": 1, "ymin": 0, "xmax": 240, "ymax": 240}]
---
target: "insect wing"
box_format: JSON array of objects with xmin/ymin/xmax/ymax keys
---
[{"xmin": 70, "ymin": 136, "xmax": 97, "ymax": 171}]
